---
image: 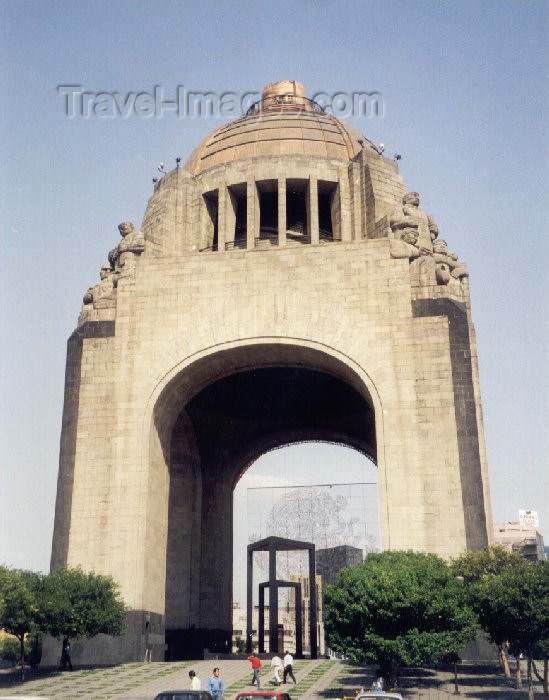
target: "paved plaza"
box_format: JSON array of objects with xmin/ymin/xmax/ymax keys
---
[{"xmin": 0, "ymin": 659, "xmax": 544, "ymax": 699}]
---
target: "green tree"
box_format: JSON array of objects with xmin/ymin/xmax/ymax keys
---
[
  {"xmin": 324, "ymin": 551, "xmax": 478, "ymax": 688},
  {"xmin": 40, "ymin": 567, "xmax": 126, "ymax": 647},
  {"xmin": 0, "ymin": 636, "xmax": 41, "ymax": 668},
  {"xmin": 450, "ymin": 544, "xmax": 529, "ymax": 585},
  {"xmin": 475, "ymin": 562, "xmax": 549, "ymax": 700},
  {"xmin": 450, "ymin": 545, "xmax": 529, "ymax": 677},
  {"xmin": 0, "ymin": 566, "xmax": 42, "ymax": 679},
  {"xmin": 233, "ymin": 635, "xmax": 246, "ymax": 653}
]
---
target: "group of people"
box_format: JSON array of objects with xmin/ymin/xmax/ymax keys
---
[
  {"xmin": 187, "ymin": 667, "xmax": 224, "ymax": 699},
  {"xmin": 187, "ymin": 650, "xmax": 297, "ymax": 696},
  {"xmin": 271, "ymin": 651, "xmax": 297, "ymax": 686},
  {"xmin": 247, "ymin": 650, "xmax": 296, "ymax": 687}
]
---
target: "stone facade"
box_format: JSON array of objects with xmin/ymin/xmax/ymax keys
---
[{"xmin": 50, "ymin": 81, "xmax": 493, "ymax": 664}]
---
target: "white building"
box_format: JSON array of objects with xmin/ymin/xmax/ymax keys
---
[{"xmin": 493, "ymin": 521, "xmax": 546, "ymax": 563}]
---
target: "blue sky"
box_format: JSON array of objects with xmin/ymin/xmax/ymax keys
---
[{"xmin": 1, "ymin": 0, "xmax": 547, "ymax": 573}]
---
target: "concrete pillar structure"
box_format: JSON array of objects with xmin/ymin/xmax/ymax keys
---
[
  {"xmin": 308, "ymin": 175, "xmax": 319, "ymax": 245},
  {"xmin": 278, "ymin": 176, "xmax": 287, "ymax": 247},
  {"xmin": 217, "ymin": 184, "xmax": 227, "ymax": 252},
  {"xmin": 50, "ymin": 80, "xmax": 493, "ymax": 665},
  {"xmin": 247, "ymin": 177, "xmax": 257, "ymax": 249}
]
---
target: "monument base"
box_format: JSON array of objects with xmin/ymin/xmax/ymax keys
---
[
  {"xmin": 40, "ymin": 610, "xmax": 165, "ymax": 666},
  {"xmin": 165, "ymin": 627, "xmax": 232, "ymax": 661}
]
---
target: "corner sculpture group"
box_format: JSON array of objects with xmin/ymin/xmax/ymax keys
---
[
  {"xmin": 80, "ymin": 221, "xmax": 145, "ymax": 320},
  {"xmin": 389, "ymin": 191, "xmax": 469, "ymax": 290}
]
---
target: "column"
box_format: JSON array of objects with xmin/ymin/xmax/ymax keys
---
[
  {"xmin": 331, "ymin": 184, "xmax": 342, "ymax": 241},
  {"xmin": 307, "ymin": 175, "xmax": 319, "ymax": 244},
  {"xmin": 295, "ymin": 584, "xmax": 303, "ymax": 658},
  {"xmin": 246, "ymin": 547, "xmax": 253, "ymax": 653},
  {"xmin": 258, "ymin": 585, "xmax": 265, "ymax": 654},
  {"xmin": 269, "ymin": 545, "xmax": 278, "ymax": 655},
  {"xmin": 247, "ymin": 178, "xmax": 258, "ymax": 249},
  {"xmin": 308, "ymin": 547, "xmax": 318, "ymax": 659},
  {"xmin": 224, "ymin": 186, "xmax": 236, "ymax": 249},
  {"xmin": 339, "ymin": 174, "xmax": 352, "ymax": 242},
  {"xmin": 217, "ymin": 185, "xmax": 226, "ymax": 252},
  {"xmin": 278, "ymin": 177, "xmax": 286, "ymax": 247},
  {"xmin": 349, "ymin": 162, "xmax": 364, "ymax": 240},
  {"xmin": 199, "ymin": 194, "xmax": 209, "ymax": 250}
]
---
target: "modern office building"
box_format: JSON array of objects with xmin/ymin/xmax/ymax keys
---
[
  {"xmin": 316, "ymin": 545, "xmax": 364, "ymax": 587},
  {"xmin": 493, "ymin": 522, "xmax": 546, "ymax": 563}
]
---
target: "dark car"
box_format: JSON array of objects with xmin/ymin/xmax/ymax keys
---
[
  {"xmin": 234, "ymin": 693, "xmax": 291, "ymax": 700},
  {"xmin": 154, "ymin": 692, "xmax": 212, "ymax": 700}
]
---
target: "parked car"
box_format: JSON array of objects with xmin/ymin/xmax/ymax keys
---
[
  {"xmin": 355, "ymin": 692, "xmax": 403, "ymax": 700},
  {"xmin": 154, "ymin": 692, "xmax": 212, "ymax": 700},
  {"xmin": 234, "ymin": 692, "xmax": 292, "ymax": 700}
]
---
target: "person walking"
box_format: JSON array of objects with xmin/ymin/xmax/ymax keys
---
[
  {"xmin": 189, "ymin": 669, "xmax": 201, "ymax": 690},
  {"xmin": 208, "ymin": 667, "xmax": 224, "ymax": 700},
  {"xmin": 371, "ymin": 668, "xmax": 384, "ymax": 690},
  {"xmin": 283, "ymin": 650, "xmax": 296, "ymax": 684},
  {"xmin": 271, "ymin": 653, "xmax": 283, "ymax": 685},
  {"xmin": 247, "ymin": 651, "xmax": 262, "ymax": 687},
  {"xmin": 61, "ymin": 637, "xmax": 73, "ymax": 671}
]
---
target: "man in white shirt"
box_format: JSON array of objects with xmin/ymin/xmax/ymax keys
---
[
  {"xmin": 271, "ymin": 653, "xmax": 283, "ymax": 685},
  {"xmin": 283, "ymin": 651, "xmax": 296, "ymax": 684},
  {"xmin": 189, "ymin": 669, "xmax": 201, "ymax": 689}
]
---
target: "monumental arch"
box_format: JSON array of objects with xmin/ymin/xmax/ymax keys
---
[{"xmin": 51, "ymin": 80, "xmax": 493, "ymax": 663}]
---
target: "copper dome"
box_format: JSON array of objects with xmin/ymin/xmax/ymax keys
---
[{"xmin": 185, "ymin": 81, "xmax": 371, "ymax": 174}]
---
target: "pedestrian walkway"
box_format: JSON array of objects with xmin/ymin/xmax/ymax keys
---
[
  {"xmin": 317, "ymin": 661, "xmax": 545, "ymax": 699},
  {"xmin": 0, "ymin": 659, "xmax": 544, "ymax": 699},
  {"xmin": 0, "ymin": 661, "xmax": 191, "ymax": 700}
]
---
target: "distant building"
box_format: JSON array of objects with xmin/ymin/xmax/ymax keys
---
[
  {"xmin": 232, "ymin": 603, "xmax": 295, "ymax": 654},
  {"xmin": 518, "ymin": 509, "xmax": 539, "ymax": 528},
  {"xmin": 287, "ymin": 574, "xmax": 324, "ymax": 656},
  {"xmin": 493, "ymin": 522, "xmax": 546, "ymax": 562},
  {"xmin": 316, "ymin": 545, "xmax": 363, "ymax": 587}
]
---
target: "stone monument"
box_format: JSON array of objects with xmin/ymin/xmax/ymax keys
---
[{"xmin": 50, "ymin": 80, "xmax": 493, "ymax": 663}]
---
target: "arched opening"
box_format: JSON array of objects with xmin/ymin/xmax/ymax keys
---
[
  {"xmin": 149, "ymin": 343, "xmax": 380, "ymax": 660},
  {"xmin": 233, "ymin": 442, "xmax": 379, "ymax": 655}
]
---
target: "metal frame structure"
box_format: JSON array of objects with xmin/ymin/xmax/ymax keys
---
[
  {"xmin": 246, "ymin": 536, "xmax": 317, "ymax": 658},
  {"xmin": 258, "ymin": 580, "xmax": 302, "ymax": 657}
]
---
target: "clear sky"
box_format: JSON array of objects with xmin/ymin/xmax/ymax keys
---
[{"xmin": 1, "ymin": 0, "xmax": 547, "ymax": 575}]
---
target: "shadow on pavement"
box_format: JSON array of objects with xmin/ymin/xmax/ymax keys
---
[
  {"xmin": 0, "ymin": 664, "xmax": 115, "ymax": 689},
  {"xmin": 400, "ymin": 667, "xmax": 437, "ymax": 678}
]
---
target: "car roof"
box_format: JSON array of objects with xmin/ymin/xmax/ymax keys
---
[
  {"xmin": 356, "ymin": 693, "xmax": 403, "ymax": 699},
  {"xmin": 154, "ymin": 692, "xmax": 212, "ymax": 700},
  {"xmin": 235, "ymin": 693, "xmax": 290, "ymax": 699}
]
